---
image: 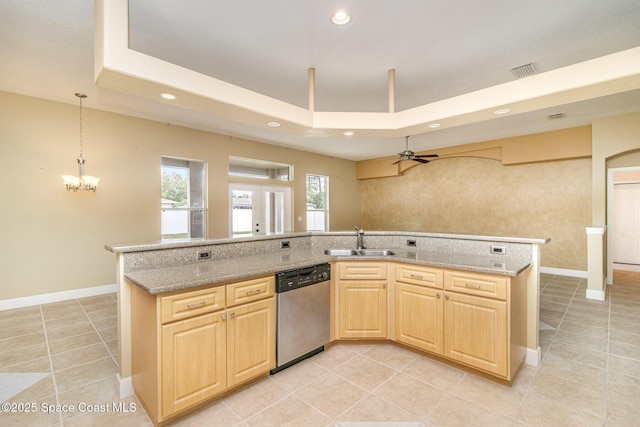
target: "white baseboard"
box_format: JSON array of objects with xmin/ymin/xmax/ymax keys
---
[
  {"xmin": 525, "ymin": 346, "xmax": 542, "ymax": 367},
  {"xmin": 0, "ymin": 284, "xmax": 117, "ymax": 311},
  {"xmin": 613, "ymin": 263, "xmax": 640, "ymax": 272},
  {"xmin": 117, "ymin": 373, "xmax": 134, "ymax": 399},
  {"xmin": 586, "ymin": 289, "xmax": 606, "ymax": 301},
  {"xmin": 540, "ymin": 266, "xmax": 588, "ymax": 278}
]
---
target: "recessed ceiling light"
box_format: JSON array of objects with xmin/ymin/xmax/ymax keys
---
[
  {"xmin": 343, "ymin": 131, "xmax": 354, "ymax": 136},
  {"xmin": 267, "ymin": 121, "xmax": 281, "ymax": 128},
  {"xmin": 332, "ymin": 10, "xmax": 351, "ymax": 25},
  {"xmin": 494, "ymin": 108, "xmax": 511, "ymax": 115},
  {"xmin": 160, "ymin": 93, "xmax": 176, "ymax": 100},
  {"xmin": 428, "ymin": 123, "xmax": 441, "ymax": 129}
]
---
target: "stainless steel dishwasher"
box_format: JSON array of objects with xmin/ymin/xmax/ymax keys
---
[{"xmin": 271, "ymin": 263, "xmax": 331, "ymax": 374}]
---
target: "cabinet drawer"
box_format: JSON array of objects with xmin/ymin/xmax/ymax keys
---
[
  {"xmin": 161, "ymin": 286, "xmax": 226, "ymax": 324},
  {"xmin": 395, "ymin": 264, "xmax": 443, "ymax": 289},
  {"xmin": 444, "ymin": 270, "xmax": 507, "ymax": 300},
  {"xmin": 338, "ymin": 262, "xmax": 387, "ymax": 280},
  {"xmin": 226, "ymin": 276, "xmax": 274, "ymax": 307}
]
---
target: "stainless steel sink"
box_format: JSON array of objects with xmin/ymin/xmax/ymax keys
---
[
  {"xmin": 324, "ymin": 249, "xmax": 359, "ymax": 256},
  {"xmin": 358, "ymin": 249, "xmax": 395, "ymax": 256},
  {"xmin": 324, "ymin": 249, "xmax": 395, "ymax": 256}
]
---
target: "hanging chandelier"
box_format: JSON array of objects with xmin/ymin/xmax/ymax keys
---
[{"xmin": 61, "ymin": 93, "xmax": 100, "ymax": 192}]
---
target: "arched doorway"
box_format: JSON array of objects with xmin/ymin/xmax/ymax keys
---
[{"xmin": 606, "ymin": 150, "xmax": 640, "ymax": 283}]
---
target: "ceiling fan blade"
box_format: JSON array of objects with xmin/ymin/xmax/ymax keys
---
[
  {"xmin": 413, "ymin": 158, "xmax": 429, "ymax": 163},
  {"xmin": 415, "ymin": 154, "xmax": 439, "ymax": 158},
  {"xmin": 391, "ymin": 159, "xmax": 402, "ymax": 165}
]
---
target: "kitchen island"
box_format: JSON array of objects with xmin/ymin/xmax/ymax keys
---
[{"xmin": 107, "ymin": 231, "xmax": 547, "ymax": 410}]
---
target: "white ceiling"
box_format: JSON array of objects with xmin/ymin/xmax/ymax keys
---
[{"xmin": 2, "ymin": 0, "xmax": 640, "ymax": 161}]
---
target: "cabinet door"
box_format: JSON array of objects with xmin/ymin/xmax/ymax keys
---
[
  {"xmin": 395, "ymin": 282, "xmax": 443, "ymax": 354},
  {"xmin": 227, "ymin": 298, "xmax": 275, "ymax": 387},
  {"xmin": 443, "ymin": 292, "xmax": 507, "ymax": 377},
  {"xmin": 339, "ymin": 281, "xmax": 387, "ymax": 338},
  {"xmin": 161, "ymin": 311, "xmax": 227, "ymax": 418}
]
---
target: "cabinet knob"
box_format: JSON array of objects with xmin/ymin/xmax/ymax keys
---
[
  {"xmin": 444, "ymin": 294, "xmax": 450, "ymax": 300},
  {"xmin": 221, "ymin": 314, "xmax": 227, "ymax": 320},
  {"xmin": 230, "ymin": 312, "xmax": 236, "ymax": 317},
  {"xmin": 381, "ymin": 284, "xmax": 386, "ymax": 289},
  {"xmin": 437, "ymin": 293, "xmax": 441, "ymax": 299}
]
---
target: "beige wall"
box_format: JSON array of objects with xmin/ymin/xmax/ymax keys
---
[
  {"xmin": 0, "ymin": 91, "xmax": 361, "ymax": 300},
  {"xmin": 2, "ymin": 88, "xmax": 637, "ymax": 301},
  {"xmin": 592, "ymin": 112, "xmax": 640, "ymax": 225},
  {"xmin": 360, "ymin": 156, "xmax": 592, "ymax": 271}
]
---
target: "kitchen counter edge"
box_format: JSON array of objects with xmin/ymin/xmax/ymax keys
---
[{"xmin": 124, "ymin": 248, "xmax": 532, "ymax": 295}]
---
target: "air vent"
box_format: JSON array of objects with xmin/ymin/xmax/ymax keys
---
[
  {"xmin": 547, "ymin": 112, "xmax": 566, "ymax": 120},
  {"xmin": 511, "ymin": 62, "xmax": 538, "ymax": 78}
]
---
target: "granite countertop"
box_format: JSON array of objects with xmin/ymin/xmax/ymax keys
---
[{"xmin": 125, "ymin": 247, "xmax": 531, "ymax": 294}]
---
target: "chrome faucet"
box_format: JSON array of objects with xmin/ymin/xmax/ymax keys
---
[{"xmin": 355, "ymin": 227, "xmax": 365, "ymax": 249}]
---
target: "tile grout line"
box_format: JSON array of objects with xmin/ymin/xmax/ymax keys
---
[
  {"xmin": 516, "ymin": 276, "xmax": 592, "ymax": 423},
  {"xmin": 603, "ymin": 281, "xmax": 612, "ymax": 425},
  {"xmin": 77, "ymin": 299, "xmax": 119, "ymax": 367},
  {"xmin": 39, "ymin": 304, "xmax": 62, "ymax": 426}
]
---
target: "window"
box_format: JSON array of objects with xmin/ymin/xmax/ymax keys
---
[
  {"xmin": 229, "ymin": 156, "xmax": 291, "ymax": 181},
  {"xmin": 306, "ymin": 174, "xmax": 328, "ymax": 231},
  {"xmin": 161, "ymin": 157, "xmax": 207, "ymax": 239}
]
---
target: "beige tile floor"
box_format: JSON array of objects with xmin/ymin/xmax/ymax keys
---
[{"xmin": 1, "ymin": 272, "xmax": 639, "ymax": 426}]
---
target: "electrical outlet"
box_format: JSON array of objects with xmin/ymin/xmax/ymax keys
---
[
  {"xmin": 280, "ymin": 241, "xmax": 290, "ymax": 249},
  {"xmin": 198, "ymin": 250, "xmax": 211, "ymax": 260},
  {"xmin": 490, "ymin": 246, "xmax": 506, "ymax": 255}
]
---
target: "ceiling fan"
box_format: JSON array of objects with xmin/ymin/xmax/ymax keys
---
[{"xmin": 392, "ymin": 136, "xmax": 438, "ymax": 165}]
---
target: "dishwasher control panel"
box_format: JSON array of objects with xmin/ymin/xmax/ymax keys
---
[{"xmin": 275, "ymin": 263, "xmax": 331, "ymax": 293}]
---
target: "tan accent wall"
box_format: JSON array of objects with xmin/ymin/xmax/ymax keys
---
[
  {"xmin": 0, "ymin": 91, "xmax": 361, "ymax": 300},
  {"xmin": 357, "ymin": 126, "xmax": 592, "ymax": 179},
  {"xmin": 360, "ymin": 156, "xmax": 592, "ymax": 271}
]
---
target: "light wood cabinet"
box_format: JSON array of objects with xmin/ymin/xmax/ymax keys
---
[
  {"xmin": 395, "ymin": 282, "xmax": 443, "ymax": 353},
  {"xmin": 394, "ymin": 264, "xmax": 444, "ymax": 353},
  {"xmin": 226, "ymin": 298, "xmax": 275, "ymax": 387},
  {"xmin": 336, "ymin": 262, "xmax": 387, "ymax": 339},
  {"xmin": 130, "ymin": 275, "xmax": 275, "ymax": 424},
  {"xmin": 389, "ymin": 263, "xmax": 527, "ymax": 381},
  {"xmin": 339, "ymin": 280, "xmax": 387, "ymax": 338},
  {"xmin": 442, "ymin": 269, "xmax": 526, "ymax": 380},
  {"xmin": 338, "ymin": 262, "xmax": 387, "ymax": 280},
  {"xmin": 161, "ymin": 311, "xmax": 227, "ymax": 417},
  {"xmin": 443, "ymin": 291, "xmax": 508, "ymax": 376},
  {"xmin": 442, "ymin": 269, "xmax": 509, "ymax": 376}
]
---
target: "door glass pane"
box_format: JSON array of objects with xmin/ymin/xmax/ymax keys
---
[
  {"xmin": 265, "ymin": 190, "xmax": 286, "ymax": 234},
  {"xmin": 231, "ymin": 189, "xmax": 254, "ymax": 237}
]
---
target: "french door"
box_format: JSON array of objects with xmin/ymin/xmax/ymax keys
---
[{"xmin": 229, "ymin": 184, "xmax": 292, "ymax": 237}]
